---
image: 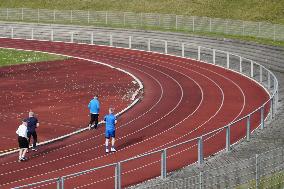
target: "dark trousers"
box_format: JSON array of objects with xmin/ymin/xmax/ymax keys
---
[
  {"xmin": 89, "ymin": 114, "xmax": 99, "ymax": 128},
  {"xmin": 27, "ymin": 131, "xmax": 37, "ymax": 149}
]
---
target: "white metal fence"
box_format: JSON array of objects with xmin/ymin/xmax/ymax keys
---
[
  {"xmin": 0, "ymin": 8, "xmax": 284, "ymax": 41},
  {"xmin": 0, "ymin": 25, "xmax": 279, "ymax": 189},
  {"xmin": 136, "ymin": 147, "xmax": 284, "ymax": 189}
]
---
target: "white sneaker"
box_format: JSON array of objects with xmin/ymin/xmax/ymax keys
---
[
  {"xmin": 106, "ymin": 148, "xmax": 109, "ymax": 153},
  {"xmin": 111, "ymin": 147, "xmax": 116, "ymax": 152}
]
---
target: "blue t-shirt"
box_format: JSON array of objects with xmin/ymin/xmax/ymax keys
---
[
  {"xmin": 104, "ymin": 113, "xmax": 116, "ymax": 131},
  {"xmin": 27, "ymin": 117, "xmax": 38, "ymax": 132},
  {"xmin": 88, "ymin": 99, "xmax": 100, "ymax": 114}
]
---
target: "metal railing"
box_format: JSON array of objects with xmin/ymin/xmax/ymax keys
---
[
  {"xmin": 135, "ymin": 147, "xmax": 284, "ymax": 189},
  {"xmin": 1, "ymin": 25, "xmax": 278, "ymax": 189},
  {"xmin": 0, "ymin": 8, "xmax": 284, "ymax": 41}
]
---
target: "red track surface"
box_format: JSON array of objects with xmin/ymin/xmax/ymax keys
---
[
  {"xmin": 0, "ymin": 38, "xmax": 269, "ymax": 188},
  {"xmin": 0, "ymin": 58, "xmax": 137, "ymax": 151}
]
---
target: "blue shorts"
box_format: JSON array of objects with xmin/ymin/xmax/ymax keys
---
[{"xmin": 105, "ymin": 130, "xmax": 115, "ymax": 139}]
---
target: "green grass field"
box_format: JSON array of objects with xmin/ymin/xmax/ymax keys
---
[
  {"xmin": 0, "ymin": 0, "xmax": 283, "ymax": 24},
  {"xmin": 236, "ymin": 171, "xmax": 284, "ymax": 189},
  {"xmin": 0, "ymin": 48, "xmax": 66, "ymax": 67}
]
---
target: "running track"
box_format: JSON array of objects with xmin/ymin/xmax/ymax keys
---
[{"xmin": 0, "ymin": 38, "xmax": 269, "ymax": 188}]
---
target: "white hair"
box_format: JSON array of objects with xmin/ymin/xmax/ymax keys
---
[{"xmin": 29, "ymin": 111, "xmax": 34, "ymax": 117}]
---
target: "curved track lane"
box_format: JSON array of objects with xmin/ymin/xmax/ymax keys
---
[{"xmin": 0, "ymin": 38, "xmax": 269, "ymax": 188}]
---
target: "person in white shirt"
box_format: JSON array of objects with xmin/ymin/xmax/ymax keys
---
[{"xmin": 16, "ymin": 119, "xmax": 29, "ymax": 162}]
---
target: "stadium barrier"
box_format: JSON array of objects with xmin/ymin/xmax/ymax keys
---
[
  {"xmin": 133, "ymin": 147, "xmax": 284, "ymax": 189},
  {"xmin": 0, "ymin": 25, "xmax": 279, "ymax": 189},
  {"xmin": 0, "ymin": 8, "xmax": 284, "ymax": 41}
]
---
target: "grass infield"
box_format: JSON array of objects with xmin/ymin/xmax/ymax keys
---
[{"xmin": 0, "ymin": 48, "xmax": 66, "ymax": 67}]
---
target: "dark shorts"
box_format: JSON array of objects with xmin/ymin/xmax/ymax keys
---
[
  {"xmin": 18, "ymin": 136, "xmax": 29, "ymax": 149},
  {"xmin": 105, "ymin": 130, "xmax": 115, "ymax": 139}
]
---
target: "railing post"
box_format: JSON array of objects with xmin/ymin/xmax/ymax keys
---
[
  {"xmin": 53, "ymin": 9, "xmax": 56, "ymax": 23},
  {"xmin": 209, "ymin": 18, "xmax": 212, "ymax": 32},
  {"xmin": 56, "ymin": 177, "xmax": 61, "ymax": 189},
  {"xmin": 212, "ymin": 49, "xmax": 216, "ymax": 65},
  {"xmin": 147, "ymin": 38, "xmax": 151, "ymax": 51},
  {"xmin": 198, "ymin": 136, "xmax": 203, "ymax": 165},
  {"xmin": 51, "ymin": 29, "xmax": 54, "ymax": 41},
  {"xmin": 192, "ymin": 16, "xmax": 195, "ymax": 32},
  {"xmin": 239, "ymin": 56, "xmax": 242, "ymax": 73},
  {"xmin": 260, "ymin": 106, "xmax": 264, "ymax": 130},
  {"xmin": 225, "ymin": 126, "xmax": 231, "ymax": 152},
  {"xmin": 175, "ymin": 15, "xmax": 178, "ymax": 30},
  {"xmin": 199, "ymin": 171, "xmax": 203, "ymax": 189},
  {"xmin": 242, "ymin": 21, "xmax": 245, "ymax": 36},
  {"xmin": 255, "ymin": 154, "xmax": 259, "ymax": 189},
  {"xmin": 198, "ymin": 46, "xmax": 201, "ymax": 61},
  {"xmin": 115, "ymin": 162, "xmax": 121, "ymax": 189},
  {"xmin": 128, "ymin": 36, "xmax": 132, "ymax": 49},
  {"xmin": 225, "ymin": 20, "xmax": 228, "ymax": 34},
  {"xmin": 70, "ymin": 10, "xmax": 73, "ymax": 23},
  {"xmin": 161, "ymin": 149, "xmax": 167, "ymax": 179},
  {"xmin": 246, "ymin": 115, "xmax": 251, "ymax": 141},
  {"xmin": 164, "ymin": 40, "xmax": 167, "ymax": 54},
  {"xmin": 270, "ymin": 98, "xmax": 274, "ymax": 119},
  {"xmin": 91, "ymin": 32, "xmax": 94, "ymax": 45},
  {"xmin": 11, "ymin": 27, "xmax": 13, "ymax": 39},
  {"xmin": 61, "ymin": 177, "xmax": 65, "ymax": 189},
  {"xmin": 37, "ymin": 8, "xmax": 40, "ymax": 23},
  {"xmin": 181, "ymin": 43, "xmax": 185, "ymax": 57},
  {"xmin": 87, "ymin": 10, "xmax": 90, "ymax": 24},
  {"xmin": 105, "ymin": 11, "xmax": 108, "ymax": 25},
  {"xmin": 140, "ymin": 12, "xmax": 143, "ymax": 27},
  {"xmin": 268, "ymin": 72, "xmax": 271, "ymax": 90},
  {"xmin": 109, "ymin": 34, "xmax": 113, "ymax": 46},
  {"xmin": 21, "ymin": 8, "xmax": 24, "ymax": 21},
  {"xmin": 258, "ymin": 22, "xmax": 261, "ymax": 37},
  {"xmin": 226, "ymin": 52, "xmax": 230, "ymax": 68},
  {"xmin": 273, "ymin": 25, "xmax": 276, "ymax": 41},
  {"xmin": 260, "ymin": 66, "xmax": 263, "ymax": 83},
  {"xmin": 71, "ymin": 32, "xmax": 74, "ymax": 43},
  {"xmin": 251, "ymin": 61, "xmax": 254, "ymax": 78},
  {"xmin": 123, "ymin": 12, "xmax": 126, "ymax": 26},
  {"xmin": 6, "ymin": 8, "xmax": 8, "ymax": 20},
  {"xmin": 31, "ymin": 28, "xmax": 34, "ymax": 40}
]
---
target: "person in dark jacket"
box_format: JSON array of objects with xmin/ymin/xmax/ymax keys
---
[{"xmin": 26, "ymin": 111, "xmax": 39, "ymax": 151}]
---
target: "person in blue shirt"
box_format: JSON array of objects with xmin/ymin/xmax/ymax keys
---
[
  {"xmin": 104, "ymin": 108, "xmax": 117, "ymax": 153},
  {"xmin": 88, "ymin": 95, "xmax": 100, "ymax": 129}
]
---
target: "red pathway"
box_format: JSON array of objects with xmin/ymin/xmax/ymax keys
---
[{"xmin": 0, "ymin": 38, "xmax": 269, "ymax": 188}]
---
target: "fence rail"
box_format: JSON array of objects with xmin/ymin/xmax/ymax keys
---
[
  {"xmin": 137, "ymin": 147, "xmax": 284, "ymax": 189},
  {"xmin": 0, "ymin": 8, "xmax": 284, "ymax": 41},
  {"xmin": 1, "ymin": 24, "xmax": 279, "ymax": 189}
]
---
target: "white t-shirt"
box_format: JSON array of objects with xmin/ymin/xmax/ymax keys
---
[{"xmin": 16, "ymin": 124, "xmax": 28, "ymax": 138}]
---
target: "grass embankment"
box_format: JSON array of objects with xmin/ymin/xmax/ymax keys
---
[
  {"xmin": 0, "ymin": 48, "xmax": 66, "ymax": 67},
  {"xmin": 0, "ymin": 0, "xmax": 283, "ymax": 47},
  {"xmin": 0, "ymin": 0, "xmax": 283, "ymax": 24},
  {"xmin": 236, "ymin": 171, "xmax": 284, "ymax": 189}
]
